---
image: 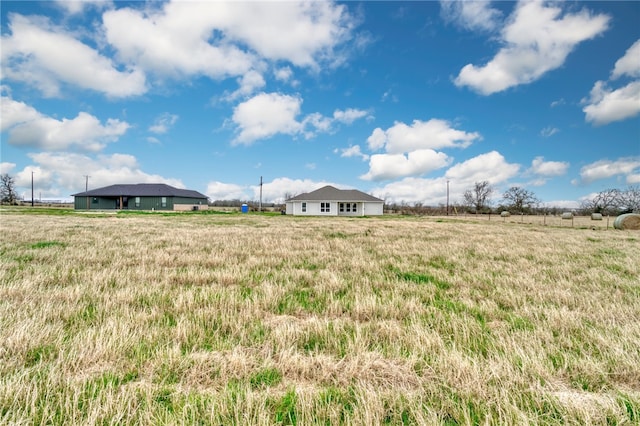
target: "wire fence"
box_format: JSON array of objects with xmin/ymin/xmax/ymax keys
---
[{"xmin": 448, "ymin": 213, "xmax": 617, "ymax": 229}]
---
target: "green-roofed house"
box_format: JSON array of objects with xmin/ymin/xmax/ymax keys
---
[
  {"xmin": 285, "ymin": 185, "xmax": 383, "ymax": 216},
  {"xmin": 72, "ymin": 183, "xmax": 209, "ymax": 211}
]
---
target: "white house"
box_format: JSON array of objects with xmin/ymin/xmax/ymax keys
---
[{"xmin": 285, "ymin": 185, "xmax": 384, "ymax": 216}]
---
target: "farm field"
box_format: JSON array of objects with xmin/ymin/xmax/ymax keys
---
[{"xmin": 1, "ymin": 210, "xmax": 639, "ymax": 425}]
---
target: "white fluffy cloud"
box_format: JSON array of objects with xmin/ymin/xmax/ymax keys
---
[
  {"xmin": 445, "ymin": 151, "xmax": 520, "ymax": 185},
  {"xmin": 577, "ymin": 157, "xmax": 640, "ymax": 184},
  {"xmin": 231, "ymin": 93, "xmax": 304, "ymax": 144},
  {"xmin": 102, "ymin": 1, "xmax": 354, "ymax": 81},
  {"xmin": 583, "ymin": 39, "xmax": 640, "ymax": 125},
  {"xmin": 455, "ymin": 1, "xmax": 609, "ymax": 95},
  {"xmin": 361, "ymin": 150, "xmax": 451, "ymax": 181},
  {"xmin": 338, "ymin": 145, "xmax": 369, "ymax": 161},
  {"xmin": 3, "ymin": 2, "xmax": 355, "ymax": 98},
  {"xmin": 204, "ymin": 177, "xmax": 341, "ymax": 204},
  {"xmin": 206, "ymin": 181, "xmax": 251, "ymax": 202},
  {"xmin": 371, "ymin": 176, "xmax": 450, "ymax": 205},
  {"xmin": 1, "ymin": 96, "xmax": 129, "ymax": 151},
  {"xmin": 333, "ymin": 108, "xmax": 371, "ymax": 124},
  {"xmin": 367, "ymin": 119, "xmax": 480, "ymax": 153},
  {"xmin": 149, "ymin": 113, "xmax": 179, "ymax": 134},
  {"xmin": 1, "ymin": 14, "xmax": 146, "ymax": 98},
  {"xmin": 529, "ymin": 156, "xmax": 569, "ymax": 177},
  {"xmin": 358, "ymin": 119, "xmax": 481, "ymax": 181},
  {"xmin": 440, "ymin": 0, "xmax": 502, "ymax": 32},
  {"xmin": 1, "ymin": 162, "xmax": 16, "ymax": 174},
  {"xmin": 611, "ymin": 39, "xmax": 640, "ymax": 80},
  {"xmin": 231, "ymin": 92, "xmax": 368, "ymax": 144},
  {"xmin": 12, "ymin": 152, "xmax": 183, "ymax": 200},
  {"xmin": 583, "ymin": 81, "xmax": 640, "ymax": 126}
]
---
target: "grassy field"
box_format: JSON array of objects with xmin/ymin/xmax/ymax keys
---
[{"xmin": 1, "ymin": 210, "xmax": 639, "ymax": 425}]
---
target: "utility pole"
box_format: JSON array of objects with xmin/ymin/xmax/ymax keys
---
[
  {"xmin": 83, "ymin": 175, "xmax": 90, "ymax": 192},
  {"xmin": 259, "ymin": 176, "xmax": 263, "ymax": 212},
  {"xmin": 31, "ymin": 171, "xmax": 34, "ymax": 207},
  {"xmin": 446, "ymin": 179, "xmax": 450, "ymax": 216}
]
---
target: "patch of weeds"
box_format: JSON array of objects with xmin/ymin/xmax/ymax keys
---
[
  {"xmin": 325, "ymin": 231, "xmax": 349, "ymax": 239},
  {"xmin": 618, "ymin": 394, "xmax": 638, "ymax": 422},
  {"xmin": 586, "ymin": 237, "xmax": 600, "ymax": 242},
  {"xmin": 161, "ymin": 311, "xmax": 177, "ymax": 327},
  {"xmin": 276, "ymin": 288, "xmax": 327, "ymax": 315},
  {"xmin": 604, "ymin": 263, "xmax": 635, "ymax": 279},
  {"xmin": 239, "ymin": 285, "xmax": 253, "ymax": 299},
  {"xmin": 24, "ymin": 344, "xmax": 57, "ymax": 367},
  {"xmin": 225, "ymin": 379, "xmax": 247, "ymax": 407},
  {"xmin": 506, "ymin": 314, "xmax": 535, "ymax": 331},
  {"xmin": 249, "ymin": 367, "xmax": 282, "ymax": 389},
  {"xmin": 299, "ymin": 330, "xmax": 328, "ymax": 353},
  {"xmin": 318, "ymin": 386, "xmax": 356, "ymax": 421},
  {"xmin": 427, "ymin": 256, "xmax": 458, "ymax": 275},
  {"xmin": 65, "ymin": 299, "xmax": 100, "ymax": 329},
  {"xmin": 391, "ymin": 266, "xmax": 451, "ymax": 290},
  {"xmin": 270, "ymin": 388, "xmax": 297, "ymax": 425},
  {"xmin": 382, "ymin": 395, "xmax": 413, "ymax": 425},
  {"xmin": 30, "ymin": 240, "xmax": 66, "ymax": 249},
  {"xmin": 154, "ymin": 361, "xmax": 182, "ymax": 385},
  {"xmin": 153, "ymin": 388, "xmax": 175, "ymax": 413},
  {"xmin": 15, "ymin": 254, "xmax": 34, "ymax": 263},
  {"xmin": 296, "ymin": 259, "xmax": 322, "ymax": 271},
  {"xmin": 597, "ymin": 247, "xmax": 624, "ymax": 258}
]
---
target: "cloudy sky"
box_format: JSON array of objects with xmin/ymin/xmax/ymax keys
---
[{"xmin": 1, "ymin": 1, "xmax": 639, "ymax": 207}]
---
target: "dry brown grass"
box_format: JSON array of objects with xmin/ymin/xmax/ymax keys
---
[{"xmin": 1, "ymin": 210, "xmax": 639, "ymax": 425}]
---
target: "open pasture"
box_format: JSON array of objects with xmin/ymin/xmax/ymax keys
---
[{"xmin": 1, "ymin": 211, "xmax": 639, "ymax": 425}]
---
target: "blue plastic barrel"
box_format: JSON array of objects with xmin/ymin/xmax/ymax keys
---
[{"xmin": 241, "ymin": 203, "xmax": 248, "ymax": 213}]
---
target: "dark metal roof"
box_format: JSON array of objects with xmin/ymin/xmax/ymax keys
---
[
  {"xmin": 286, "ymin": 185, "xmax": 383, "ymax": 202},
  {"xmin": 72, "ymin": 183, "xmax": 208, "ymax": 199}
]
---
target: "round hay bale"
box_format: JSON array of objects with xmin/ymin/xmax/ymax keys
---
[
  {"xmin": 561, "ymin": 212, "xmax": 573, "ymax": 220},
  {"xmin": 500, "ymin": 211, "xmax": 510, "ymax": 217},
  {"xmin": 591, "ymin": 213, "xmax": 603, "ymax": 221},
  {"xmin": 613, "ymin": 213, "xmax": 640, "ymax": 230}
]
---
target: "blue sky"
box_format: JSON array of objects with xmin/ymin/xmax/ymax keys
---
[{"xmin": 1, "ymin": 1, "xmax": 639, "ymax": 207}]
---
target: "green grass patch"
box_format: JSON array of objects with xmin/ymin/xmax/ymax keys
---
[
  {"xmin": 30, "ymin": 240, "xmax": 65, "ymax": 249},
  {"xmin": 391, "ymin": 266, "xmax": 451, "ymax": 290},
  {"xmin": 271, "ymin": 389, "xmax": 298, "ymax": 425},
  {"xmin": 249, "ymin": 367, "xmax": 282, "ymax": 389}
]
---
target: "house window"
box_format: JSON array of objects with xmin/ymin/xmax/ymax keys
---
[
  {"xmin": 339, "ymin": 203, "xmax": 345, "ymax": 212},
  {"xmin": 302, "ymin": 202, "xmax": 307, "ymax": 212},
  {"xmin": 161, "ymin": 197, "xmax": 167, "ymax": 207},
  {"xmin": 92, "ymin": 197, "xmax": 98, "ymax": 204},
  {"xmin": 352, "ymin": 203, "xmax": 357, "ymax": 213},
  {"xmin": 321, "ymin": 202, "xmax": 330, "ymax": 213},
  {"xmin": 135, "ymin": 197, "xmax": 140, "ymax": 207}
]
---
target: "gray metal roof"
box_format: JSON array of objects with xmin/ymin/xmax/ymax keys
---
[
  {"xmin": 72, "ymin": 183, "xmax": 207, "ymax": 199},
  {"xmin": 286, "ymin": 185, "xmax": 383, "ymax": 202}
]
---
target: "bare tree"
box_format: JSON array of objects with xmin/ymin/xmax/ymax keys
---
[
  {"xmin": 502, "ymin": 186, "xmax": 539, "ymax": 213},
  {"xmin": 463, "ymin": 181, "xmax": 493, "ymax": 213},
  {"xmin": 1, "ymin": 174, "xmax": 18, "ymax": 204},
  {"xmin": 581, "ymin": 188, "xmax": 620, "ymax": 215},
  {"xmin": 617, "ymin": 185, "xmax": 640, "ymax": 213}
]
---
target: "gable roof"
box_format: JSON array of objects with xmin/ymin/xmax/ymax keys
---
[
  {"xmin": 72, "ymin": 183, "xmax": 207, "ymax": 199},
  {"xmin": 286, "ymin": 185, "xmax": 383, "ymax": 202}
]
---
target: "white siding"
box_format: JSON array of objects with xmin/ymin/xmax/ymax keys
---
[{"xmin": 287, "ymin": 200, "xmax": 383, "ymax": 216}]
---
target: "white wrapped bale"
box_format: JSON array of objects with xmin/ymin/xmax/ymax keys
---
[{"xmin": 591, "ymin": 213, "xmax": 603, "ymax": 221}]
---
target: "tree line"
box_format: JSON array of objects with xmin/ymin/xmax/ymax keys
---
[{"xmin": 462, "ymin": 181, "xmax": 640, "ymax": 215}]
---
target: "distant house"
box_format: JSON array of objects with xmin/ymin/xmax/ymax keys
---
[
  {"xmin": 72, "ymin": 183, "xmax": 208, "ymax": 211},
  {"xmin": 285, "ymin": 185, "xmax": 383, "ymax": 216}
]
